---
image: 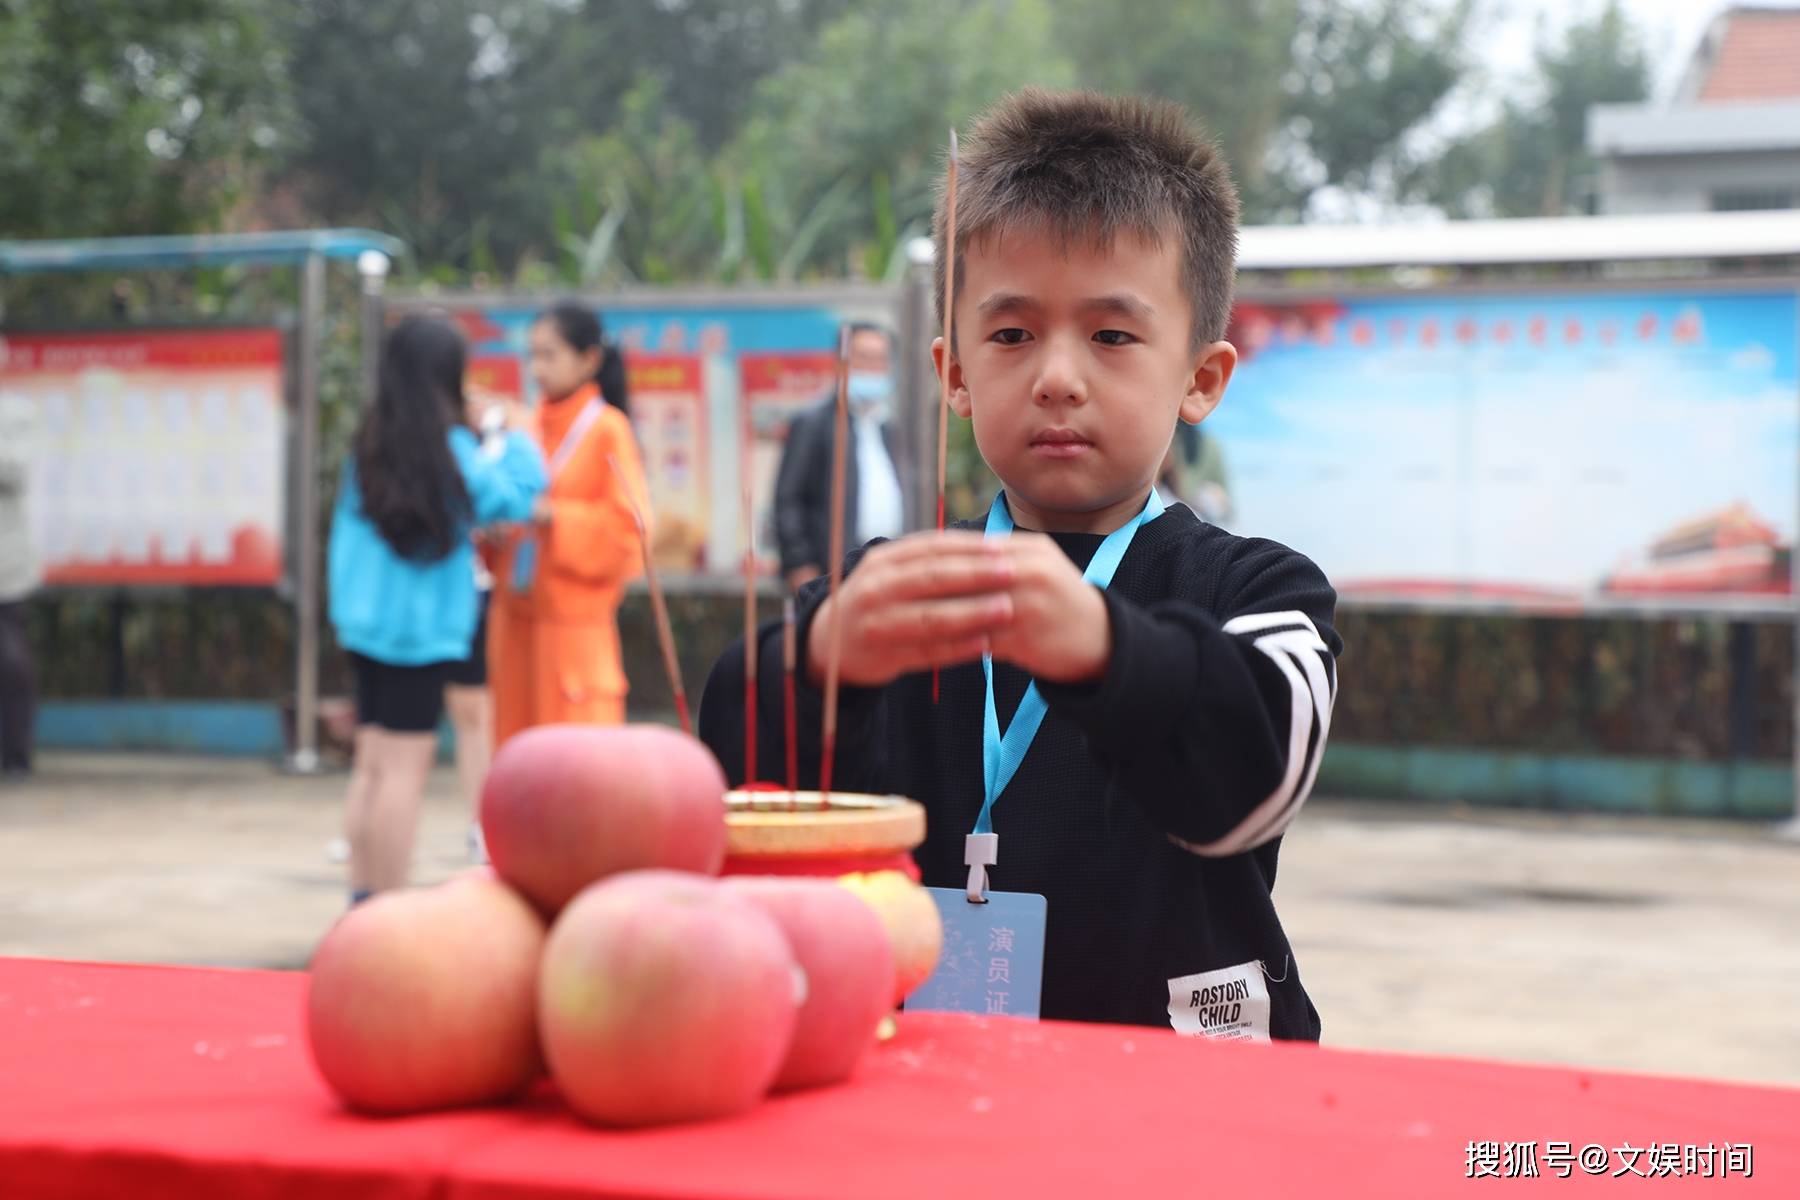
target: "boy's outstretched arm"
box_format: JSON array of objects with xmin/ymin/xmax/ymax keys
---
[{"xmin": 1028, "ymin": 538, "xmax": 1342, "ymax": 857}]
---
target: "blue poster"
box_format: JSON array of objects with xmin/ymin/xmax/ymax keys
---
[{"xmin": 1211, "ymin": 288, "xmax": 1799, "ymax": 603}]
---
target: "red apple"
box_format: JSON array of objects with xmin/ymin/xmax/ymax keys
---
[
  {"xmin": 482, "ymin": 724, "xmax": 727, "ymax": 916},
  {"xmin": 306, "ymin": 876, "xmax": 544, "ymax": 1114},
  {"xmin": 722, "ymin": 877, "xmax": 894, "ymax": 1091},
  {"xmin": 539, "ymin": 870, "xmax": 800, "ymax": 1126},
  {"xmin": 836, "ymin": 871, "xmax": 944, "ymax": 1005}
]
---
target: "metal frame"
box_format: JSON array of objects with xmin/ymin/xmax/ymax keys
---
[
  {"xmin": 288, "ymin": 254, "xmax": 326, "ymax": 771},
  {"xmin": 0, "ymin": 229, "xmax": 406, "ymax": 773},
  {"xmin": 1235, "ymin": 273, "xmax": 1800, "ymax": 303},
  {"xmin": 0, "ymin": 230, "xmax": 404, "ymax": 274},
  {"xmin": 400, "ymin": 282, "xmax": 900, "ymax": 313},
  {"xmin": 1231, "ymin": 209, "xmax": 1800, "ymax": 272}
]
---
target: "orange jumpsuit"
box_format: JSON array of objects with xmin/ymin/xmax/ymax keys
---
[{"xmin": 487, "ymin": 384, "xmax": 648, "ymax": 747}]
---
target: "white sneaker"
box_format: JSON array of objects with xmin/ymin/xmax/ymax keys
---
[
  {"xmin": 468, "ymin": 823, "xmax": 488, "ymax": 864},
  {"xmin": 326, "ymin": 837, "xmax": 350, "ymax": 864}
]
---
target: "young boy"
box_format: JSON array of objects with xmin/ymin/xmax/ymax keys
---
[{"xmin": 699, "ymin": 88, "xmax": 1340, "ymax": 1041}]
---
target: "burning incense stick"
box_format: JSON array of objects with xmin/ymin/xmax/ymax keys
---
[
  {"xmin": 609, "ymin": 453, "xmax": 690, "ymax": 737},
  {"xmin": 934, "ymin": 127, "xmax": 959, "ymax": 703},
  {"xmin": 782, "ymin": 596, "xmax": 798, "ymax": 797},
  {"xmin": 741, "ymin": 476, "xmax": 757, "ymax": 784},
  {"xmin": 819, "ymin": 324, "xmax": 852, "ymax": 800}
]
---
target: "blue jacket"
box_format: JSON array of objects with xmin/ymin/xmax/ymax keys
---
[{"xmin": 329, "ymin": 427, "xmax": 547, "ymax": 666}]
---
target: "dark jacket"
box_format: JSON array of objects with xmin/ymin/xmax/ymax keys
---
[
  {"xmin": 773, "ymin": 395, "xmax": 903, "ymax": 576},
  {"xmin": 699, "ymin": 504, "xmax": 1341, "ymax": 1039}
]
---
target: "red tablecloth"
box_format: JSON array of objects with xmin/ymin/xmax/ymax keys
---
[{"xmin": 1, "ymin": 956, "xmax": 1794, "ymax": 1198}]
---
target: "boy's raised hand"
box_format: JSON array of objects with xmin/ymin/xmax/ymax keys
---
[
  {"xmin": 807, "ymin": 532, "xmax": 1016, "ymax": 687},
  {"xmin": 985, "ymin": 533, "xmax": 1112, "ymax": 685}
]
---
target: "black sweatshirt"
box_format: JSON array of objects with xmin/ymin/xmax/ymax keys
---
[{"xmin": 697, "ymin": 502, "xmax": 1342, "ymax": 1042}]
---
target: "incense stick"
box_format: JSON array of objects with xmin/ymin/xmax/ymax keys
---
[
  {"xmin": 933, "ymin": 127, "xmax": 959, "ymax": 703},
  {"xmin": 741, "ymin": 476, "xmax": 757, "ymax": 784},
  {"xmin": 782, "ymin": 596, "xmax": 798, "ymax": 798},
  {"xmin": 608, "ymin": 453, "xmax": 691, "ymax": 737},
  {"xmin": 819, "ymin": 324, "xmax": 852, "ymax": 800}
]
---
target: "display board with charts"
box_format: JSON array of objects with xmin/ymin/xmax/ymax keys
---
[{"xmin": 0, "ymin": 328, "xmax": 287, "ymax": 587}]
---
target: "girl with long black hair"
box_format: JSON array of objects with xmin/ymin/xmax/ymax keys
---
[{"xmin": 327, "ymin": 314, "xmax": 546, "ymax": 902}]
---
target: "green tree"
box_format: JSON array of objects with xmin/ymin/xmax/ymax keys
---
[
  {"xmin": 527, "ymin": 75, "xmax": 727, "ymax": 287},
  {"xmin": 527, "ymin": 0, "xmax": 1484, "ymax": 282},
  {"xmin": 535, "ymin": 0, "xmax": 858, "ymax": 152},
  {"xmin": 1254, "ymin": 0, "xmax": 1473, "ymax": 220},
  {"xmin": 0, "ymin": 0, "xmax": 286, "ymax": 239},
  {"xmin": 274, "ymin": 0, "xmax": 574, "ymax": 272},
  {"xmin": 1054, "ymin": 0, "xmax": 1300, "ymax": 196},
  {"xmin": 731, "ymin": 0, "xmax": 1076, "ymax": 280},
  {"xmin": 273, "ymin": 0, "xmax": 865, "ymax": 276},
  {"xmin": 1420, "ymin": 1, "xmax": 1650, "ymax": 218}
]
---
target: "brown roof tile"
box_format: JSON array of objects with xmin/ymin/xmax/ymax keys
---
[{"xmin": 1699, "ymin": 9, "xmax": 1800, "ymax": 101}]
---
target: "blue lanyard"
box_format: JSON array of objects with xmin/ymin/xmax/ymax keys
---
[{"xmin": 975, "ymin": 487, "xmax": 1164, "ymax": 836}]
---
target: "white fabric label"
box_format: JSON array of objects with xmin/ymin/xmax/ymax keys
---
[{"xmin": 1167, "ymin": 961, "xmax": 1271, "ymax": 1043}]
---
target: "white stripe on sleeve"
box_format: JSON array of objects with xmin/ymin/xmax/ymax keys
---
[{"xmin": 1169, "ymin": 611, "xmax": 1337, "ymax": 858}]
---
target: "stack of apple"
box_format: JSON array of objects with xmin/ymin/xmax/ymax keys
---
[{"xmin": 306, "ymin": 723, "xmax": 937, "ymax": 1125}]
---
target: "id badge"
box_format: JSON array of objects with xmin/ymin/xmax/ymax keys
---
[
  {"xmin": 511, "ymin": 537, "xmax": 537, "ymax": 593},
  {"xmin": 906, "ymin": 889, "xmax": 1047, "ymax": 1019}
]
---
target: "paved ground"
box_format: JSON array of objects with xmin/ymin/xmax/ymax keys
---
[{"xmin": 4, "ymin": 752, "xmax": 1798, "ymax": 1089}]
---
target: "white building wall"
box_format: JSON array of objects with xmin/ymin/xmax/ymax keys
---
[{"xmin": 1597, "ymin": 150, "xmax": 1800, "ymax": 215}]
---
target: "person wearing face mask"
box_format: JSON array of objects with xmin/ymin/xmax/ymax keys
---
[{"xmin": 772, "ymin": 322, "xmax": 907, "ymax": 592}]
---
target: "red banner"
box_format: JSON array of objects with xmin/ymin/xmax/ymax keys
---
[
  {"xmin": 738, "ymin": 352, "xmax": 837, "ymax": 571},
  {"xmin": 465, "ymin": 354, "xmax": 524, "ymax": 408},
  {"xmin": 1, "ymin": 328, "xmax": 282, "ymax": 372},
  {"xmin": 627, "ymin": 353, "xmax": 710, "ymax": 573}
]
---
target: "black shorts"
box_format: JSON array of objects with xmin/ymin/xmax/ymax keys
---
[
  {"xmin": 348, "ymin": 652, "xmax": 449, "ymax": 733},
  {"xmin": 443, "ymin": 592, "xmax": 490, "ymax": 688}
]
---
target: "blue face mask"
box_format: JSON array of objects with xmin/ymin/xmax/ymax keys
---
[{"xmin": 847, "ymin": 372, "xmax": 893, "ymax": 407}]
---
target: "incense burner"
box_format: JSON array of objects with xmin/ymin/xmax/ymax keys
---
[
  {"xmin": 723, "ymin": 789, "xmax": 941, "ymax": 1019},
  {"xmin": 721, "ymin": 789, "xmax": 926, "ymax": 880}
]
